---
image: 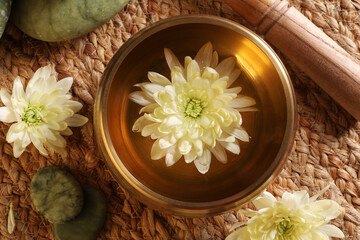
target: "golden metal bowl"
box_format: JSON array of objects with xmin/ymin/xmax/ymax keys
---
[{"xmin": 94, "ymin": 15, "xmax": 296, "ymax": 217}]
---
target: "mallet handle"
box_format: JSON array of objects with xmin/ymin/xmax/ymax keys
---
[{"xmin": 224, "ymin": 0, "xmax": 360, "ymax": 120}]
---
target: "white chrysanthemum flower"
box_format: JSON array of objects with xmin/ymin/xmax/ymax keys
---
[
  {"xmin": 129, "ymin": 42, "xmax": 257, "ymax": 174},
  {"xmin": 226, "ymin": 186, "xmax": 345, "ymax": 240},
  {"xmin": 0, "ymin": 65, "xmax": 88, "ymax": 158}
]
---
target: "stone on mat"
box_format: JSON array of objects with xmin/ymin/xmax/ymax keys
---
[
  {"xmin": 54, "ymin": 185, "xmax": 107, "ymax": 240},
  {"xmin": 11, "ymin": 0, "xmax": 130, "ymax": 42},
  {"xmin": 30, "ymin": 166, "xmax": 84, "ymax": 223},
  {"xmin": 0, "ymin": 0, "xmax": 11, "ymax": 38}
]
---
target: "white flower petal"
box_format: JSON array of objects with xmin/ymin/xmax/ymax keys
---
[
  {"xmin": 226, "ymin": 228, "xmax": 250, "ymax": 240},
  {"xmin": 22, "ymin": 132, "xmax": 31, "ymax": 148},
  {"xmin": 191, "ymin": 139, "xmax": 203, "ymax": 156},
  {"xmin": 218, "ymin": 133, "xmax": 236, "ymax": 143},
  {"xmin": 41, "ymin": 92, "xmax": 70, "ymax": 107},
  {"xmin": 159, "ymin": 137, "xmax": 175, "ymax": 149},
  {"xmin": 129, "ymin": 91, "xmax": 154, "ymax": 106},
  {"xmin": 59, "ymin": 121, "xmax": 68, "ymax": 131},
  {"xmin": 0, "ymin": 107, "xmax": 17, "ymax": 123},
  {"xmin": 186, "ymin": 60, "xmax": 201, "ymax": 82},
  {"xmin": 60, "ymin": 127, "xmax": 73, "ymax": 136},
  {"xmin": 307, "ymin": 200, "xmax": 341, "ymax": 222},
  {"xmin": 237, "ymin": 107, "xmax": 259, "ymax": 112},
  {"xmin": 220, "ymin": 140, "xmax": 240, "ymax": 154},
  {"xmin": 26, "ymin": 65, "xmax": 51, "ymax": 92},
  {"xmin": 184, "ymin": 56, "xmax": 192, "ymax": 70},
  {"xmin": 282, "ymin": 190, "xmax": 309, "ymax": 209},
  {"xmin": 310, "ymin": 185, "xmax": 330, "ymax": 202},
  {"xmin": 226, "ymin": 226, "xmax": 251, "ymax": 240},
  {"xmin": 194, "ymin": 42, "xmax": 213, "ymax": 71},
  {"xmin": 135, "ymin": 83, "xmax": 164, "ymax": 97},
  {"xmin": 202, "ymin": 67, "xmax": 219, "ymax": 83},
  {"xmin": 199, "ymin": 116, "xmax": 213, "ymax": 128},
  {"xmin": 164, "ymin": 48, "xmax": 184, "ymax": 72},
  {"xmin": 188, "ymin": 128, "xmax": 201, "ymax": 139},
  {"xmin": 6, "ymin": 123, "xmax": 25, "ymax": 143},
  {"xmin": 173, "ymin": 127, "xmax": 185, "ymax": 139},
  {"xmin": 309, "ymin": 230, "xmax": 330, "ymax": 240},
  {"xmin": 190, "ymin": 76, "xmax": 209, "ymax": 89},
  {"xmin": 65, "ymin": 100, "xmax": 83, "ymax": 113},
  {"xmin": 240, "ymin": 209, "xmax": 259, "ymax": 218},
  {"xmin": 224, "ymin": 87, "xmax": 242, "ymax": 94},
  {"xmin": 210, "ymin": 51, "xmax": 218, "ymax": 69},
  {"xmin": 178, "ymin": 139, "xmax": 192, "ymax": 155},
  {"xmin": 226, "ymin": 126, "xmax": 249, "ymax": 142},
  {"xmin": 31, "ymin": 65, "xmax": 51, "ymax": 82},
  {"xmin": 216, "ymin": 92, "xmax": 237, "ymax": 106},
  {"xmin": 65, "ymin": 114, "xmax": 88, "ymax": 127},
  {"xmin": 46, "ymin": 120, "xmax": 60, "ymax": 131},
  {"xmin": 165, "ymin": 147, "xmax": 182, "ymax": 166},
  {"xmin": 153, "ymin": 106, "xmax": 170, "ymax": 119},
  {"xmin": 44, "ymin": 76, "xmax": 58, "ymax": 92},
  {"xmin": 216, "ymin": 57, "xmax": 236, "ymax": 78},
  {"xmin": 317, "ymin": 224, "xmax": 345, "ymax": 238},
  {"xmin": 229, "ymin": 222, "xmax": 247, "ymax": 232},
  {"xmin": 227, "ymin": 69, "xmax": 241, "ymax": 87},
  {"xmin": 7, "ymin": 203, "xmax": 15, "ymax": 234},
  {"xmin": 12, "ymin": 77, "xmax": 26, "ymax": 103},
  {"xmin": 194, "ymin": 148, "xmax": 211, "ymax": 174},
  {"xmin": 133, "ymin": 116, "xmax": 152, "ymax": 132},
  {"xmin": 46, "ymin": 142, "xmax": 67, "ymax": 156},
  {"xmin": 148, "ymin": 72, "xmax": 171, "ymax": 86},
  {"xmin": 171, "ymin": 66, "xmax": 187, "ymax": 84},
  {"xmin": 209, "ymin": 144, "xmax": 227, "ymax": 164},
  {"xmin": 185, "ymin": 150, "xmax": 197, "ymax": 163},
  {"xmin": 55, "ymin": 77, "xmax": 73, "ymax": 94},
  {"xmin": 151, "ymin": 139, "xmax": 167, "ymax": 160},
  {"xmin": 158, "ymin": 116, "xmax": 183, "ymax": 133},
  {"xmin": 252, "ymin": 192, "xmax": 277, "ymax": 209},
  {"xmin": 13, "ymin": 140, "xmax": 26, "ymax": 158},
  {"xmin": 144, "ymin": 113, "xmax": 162, "ymax": 123},
  {"xmin": 228, "ymin": 95, "xmax": 256, "ymax": 109},
  {"xmin": 141, "ymin": 123, "xmax": 159, "ymax": 137},
  {"xmin": 48, "ymin": 134, "xmax": 67, "ymax": 148},
  {"xmin": 29, "ymin": 132, "xmax": 48, "ymax": 156},
  {"xmin": 27, "ymin": 74, "xmax": 51, "ymax": 102},
  {"xmin": 139, "ymin": 103, "xmax": 159, "ymax": 114},
  {"xmin": 154, "ymin": 86, "xmax": 176, "ymax": 108},
  {"xmin": 45, "ymin": 129, "xmax": 57, "ymax": 141},
  {"xmin": 211, "ymin": 78, "xmax": 228, "ymax": 91},
  {"xmin": 0, "ymin": 89, "xmax": 12, "ymax": 107},
  {"xmin": 201, "ymin": 129, "xmax": 216, "ymax": 147}
]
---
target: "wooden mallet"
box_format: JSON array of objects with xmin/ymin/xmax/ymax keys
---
[{"xmin": 223, "ymin": 0, "xmax": 360, "ymax": 121}]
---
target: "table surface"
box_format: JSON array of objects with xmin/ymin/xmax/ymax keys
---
[{"xmin": 0, "ymin": 0, "xmax": 359, "ymax": 239}]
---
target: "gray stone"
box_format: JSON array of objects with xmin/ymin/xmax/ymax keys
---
[
  {"xmin": 30, "ymin": 166, "xmax": 84, "ymax": 223},
  {"xmin": 54, "ymin": 185, "xmax": 107, "ymax": 240}
]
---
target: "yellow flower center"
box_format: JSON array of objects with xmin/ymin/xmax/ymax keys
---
[
  {"xmin": 184, "ymin": 98, "xmax": 205, "ymax": 119},
  {"xmin": 21, "ymin": 105, "xmax": 44, "ymax": 126},
  {"xmin": 277, "ymin": 217, "xmax": 294, "ymax": 236}
]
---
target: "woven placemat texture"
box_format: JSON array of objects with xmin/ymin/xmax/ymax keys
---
[{"xmin": 0, "ymin": 0, "xmax": 359, "ymax": 239}]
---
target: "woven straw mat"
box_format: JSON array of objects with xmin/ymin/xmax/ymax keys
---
[{"xmin": 0, "ymin": 0, "xmax": 360, "ymax": 239}]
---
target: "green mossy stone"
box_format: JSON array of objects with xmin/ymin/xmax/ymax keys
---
[
  {"xmin": 11, "ymin": 0, "xmax": 129, "ymax": 42},
  {"xmin": 30, "ymin": 167, "xmax": 84, "ymax": 223},
  {"xmin": 0, "ymin": 0, "xmax": 12, "ymax": 38},
  {"xmin": 54, "ymin": 185, "xmax": 107, "ymax": 240}
]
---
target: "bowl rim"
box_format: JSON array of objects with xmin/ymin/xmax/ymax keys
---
[{"xmin": 94, "ymin": 15, "xmax": 297, "ymax": 217}]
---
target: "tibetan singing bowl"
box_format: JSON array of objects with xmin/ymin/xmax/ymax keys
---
[{"xmin": 94, "ymin": 15, "xmax": 297, "ymax": 217}]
